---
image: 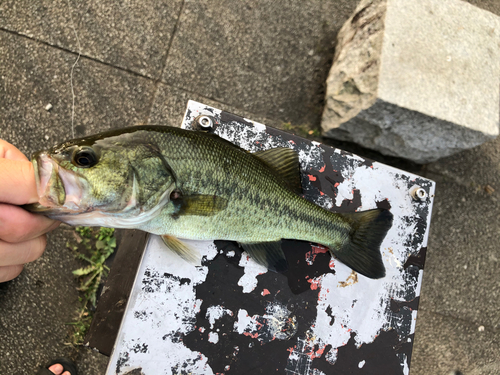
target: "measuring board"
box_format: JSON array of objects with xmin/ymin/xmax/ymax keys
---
[{"xmin": 106, "ymin": 101, "xmax": 435, "ymax": 375}]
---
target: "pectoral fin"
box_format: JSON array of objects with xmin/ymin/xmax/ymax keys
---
[
  {"xmin": 160, "ymin": 235, "xmax": 202, "ymax": 266},
  {"xmin": 171, "ymin": 192, "xmax": 228, "ymax": 218},
  {"xmin": 239, "ymin": 241, "xmax": 288, "ymax": 273}
]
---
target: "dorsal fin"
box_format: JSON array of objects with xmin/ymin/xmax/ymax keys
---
[{"xmin": 253, "ymin": 148, "xmax": 302, "ymax": 194}]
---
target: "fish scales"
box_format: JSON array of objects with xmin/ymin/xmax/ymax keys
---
[{"xmin": 139, "ymin": 128, "xmax": 347, "ymax": 245}]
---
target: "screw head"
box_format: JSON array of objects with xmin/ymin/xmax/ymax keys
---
[
  {"xmin": 197, "ymin": 115, "xmax": 213, "ymax": 129},
  {"xmin": 410, "ymin": 185, "xmax": 427, "ymax": 201}
]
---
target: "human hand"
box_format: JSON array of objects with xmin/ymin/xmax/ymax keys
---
[{"xmin": 0, "ymin": 139, "xmax": 60, "ymax": 282}]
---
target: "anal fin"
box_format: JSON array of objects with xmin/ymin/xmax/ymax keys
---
[
  {"xmin": 160, "ymin": 235, "xmax": 202, "ymax": 266},
  {"xmin": 239, "ymin": 241, "xmax": 288, "ymax": 273}
]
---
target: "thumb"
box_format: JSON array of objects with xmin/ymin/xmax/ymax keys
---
[{"xmin": 0, "ymin": 158, "xmax": 39, "ymax": 205}]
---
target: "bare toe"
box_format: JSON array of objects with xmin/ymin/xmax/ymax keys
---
[{"xmin": 47, "ymin": 363, "xmax": 64, "ymax": 375}]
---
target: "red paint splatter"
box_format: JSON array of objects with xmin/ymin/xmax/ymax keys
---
[
  {"xmin": 315, "ymin": 345, "xmax": 327, "ymax": 357},
  {"xmin": 289, "ymin": 140, "xmax": 296, "ymax": 145},
  {"xmin": 334, "ymin": 182, "xmax": 340, "ymax": 188},
  {"xmin": 262, "ymin": 289, "xmax": 271, "ymax": 296},
  {"xmin": 308, "ymin": 174, "xmax": 317, "ymax": 181},
  {"xmin": 306, "ymin": 276, "xmax": 322, "ymax": 290},
  {"xmin": 288, "ymin": 342, "xmax": 328, "ymax": 361},
  {"xmin": 305, "ymin": 245, "xmax": 329, "ymax": 265},
  {"xmin": 243, "ymin": 331, "xmax": 259, "ymax": 339},
  {"xmin": 319, "ymin": 191, "xmax": 325, "ymax": 196},
  {"xmin": 329, "ymin": 259, "xmax": 335, "ymax": 269},
  {"xmin": 309, "ymin": 280, "xmax": 320, "ymax": 290},
  {"xmin": 319, "ymin": 165, "xmax": 326, "ymax": 173},
  {"xmin": 313, "ymin": 245, "xmax": 328, "ymax": 253}
]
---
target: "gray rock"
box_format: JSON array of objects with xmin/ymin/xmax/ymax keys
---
[{"xmin": 321, "ymin": 0, "xmax": 500, "ymax": 163}]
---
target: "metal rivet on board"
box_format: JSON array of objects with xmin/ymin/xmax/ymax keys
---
[
  {"xmin": 197, "ymin": 115, "xmax": 214, "ymax": 129},
  {"xmin": 410, "ymin": 185, "xmax": 427, "ymax": 201}
]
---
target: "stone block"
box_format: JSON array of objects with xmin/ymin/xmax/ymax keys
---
[{"xmin": 321, "ymin": 0, "xmax": 500, "ymax": 163}]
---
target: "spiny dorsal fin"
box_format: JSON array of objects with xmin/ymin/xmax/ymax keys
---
[
  {"xmin": 161, "ymin": 235, "xmax": 202, "ymax": 266},
  {"xmin": 172, "ymin": 193, "xmax": 228, "ymax": 217},
  {"xmin": 239, "ymin": 240, "xmax": 288, "ymax": 273},
  {"xmin": 253, "ymin": 148, "xmax": 302, "ymax": 194}
]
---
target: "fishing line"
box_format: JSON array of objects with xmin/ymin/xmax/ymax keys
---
[{"xmin": 66, "ymin": 0, "xmax": 82, "ymax": 139}]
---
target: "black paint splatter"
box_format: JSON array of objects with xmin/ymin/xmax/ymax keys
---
[
  {"xmin": 404, "ymin": 247, "xmax": 427, "ymax": 270},
  {"xmin": 141, "ymin": 269, "xmax": 191, "ymax": 293},
  {"xmin": 181, "ymin": 241, "xmax": 325, "ymax": 374},
  {"xmin": 116, "ymin": 351, "xmax": 130, "ymax": 374},
  {"xmin": 133, "ymin": 310, "xmax": 150, "ymax": 321},
  {"xmin": 131, "ymin": 343, "xmax": 148, "ymax": 354}
]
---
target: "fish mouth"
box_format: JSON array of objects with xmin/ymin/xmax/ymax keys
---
[{"xmin": 31, "ymin": 152, "xmax": 85, "ymax": 213}]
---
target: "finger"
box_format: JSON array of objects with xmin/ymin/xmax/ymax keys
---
[
  {"xmin": 0, "ymin": 264, "xmax": 23, "ymax": 283},
  {"xmin": 0, "ymin": 158, "xmax": 38, "ymax": 204},
  {"xmin": 0, "ymin": 139, "xmax": 29, "ymax": 161},
  {"xmin": 0, "ymin": 204, "xmax": 60, "ymax": 243},
  {"xmin": 0, "ymin": 235, "xmax": 47, "ymax": 266}
]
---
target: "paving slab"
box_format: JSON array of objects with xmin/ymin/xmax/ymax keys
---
[
  {"xmin": 420, "ymin": 136, "xmax": 500, "ymax": 331},
  {"xmin": 0, "ymin": 30, "xmax": 156, "ymax": 152},
  {"xmin": 412, "ymin": 309, "xmax": 500, "ymax": 375},
  {"xmin": 148, "ymin": 83, "xmax": 281, "ymax": 128},
  {"xmin": 161, "ymin": 0, "xmax": 357, "ymax": 128},
  {"xmin": 0, "ymin": 0, "xmax": 183, "ymax": 78}
]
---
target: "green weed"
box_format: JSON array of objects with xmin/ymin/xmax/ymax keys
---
[{"xmin": 67, "ymin": 226, "xmax": 116, "ymax": 346}]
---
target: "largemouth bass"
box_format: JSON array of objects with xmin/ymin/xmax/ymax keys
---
[{"xmin": 25, "ymin": 126, "xmax": 393, "ymax": 279}]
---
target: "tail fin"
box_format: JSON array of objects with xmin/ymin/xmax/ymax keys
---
[{"xmin": 333, "ymin": 209, "xmax": 393, "ymax": 279}]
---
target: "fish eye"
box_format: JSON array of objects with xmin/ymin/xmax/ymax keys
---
[{"xmin": 72, "ymin": 147, "xmax": 99, "ymax": 168}]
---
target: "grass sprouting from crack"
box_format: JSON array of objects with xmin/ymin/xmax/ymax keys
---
[{"xmin": 66, "ymin": 226, "xmax": 116, "ymax": 346}]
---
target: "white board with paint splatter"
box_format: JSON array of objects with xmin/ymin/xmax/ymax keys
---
[{"xmin": 107, "ymin": 101, "xmax": 435, "ymax": 375}]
